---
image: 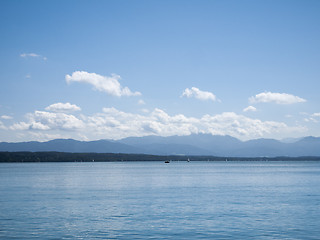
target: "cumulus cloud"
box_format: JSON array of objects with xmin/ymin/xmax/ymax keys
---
[
  {"xmin": 312, "ymin": 113, "xmax": 320, "ymax": 117},
  {"xmin": 65, "ymin": 71, "xmax": 141, "ymax": 97},
  {"xmin": 10, "ymin": 111, "xmax": 84, "ymax": 131},
  {"xmin": 20, "ymin": 53, "xmax": 47, "ymax": 60},
  {"xmin": 182, "ymin": 87, "xmax": 218, "ymax": 102},
  {"xmin": 249, "ymin": 92, "xmax": 306, "ymax": 104},
  {"xmin": 243, "ymin": 106, "xmax": 257, "ymax": 112},
  {"xmin": 45, "ymin": 102, "xmax": 81, "ymax": 113}
]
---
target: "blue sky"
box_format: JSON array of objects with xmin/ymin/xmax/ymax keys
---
[{"xmin": 0, "ymin": 0, "xmax": 320, "ymax": 142}]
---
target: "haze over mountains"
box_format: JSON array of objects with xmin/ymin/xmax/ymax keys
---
[{"xmin": 1, "ymin": 134, "xmax": 320, "ymax": 157}]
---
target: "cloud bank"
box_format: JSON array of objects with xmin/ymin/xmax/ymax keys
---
[
  {"xmin": 66, "ymin": 71, "xmax": 141, "ymax": 97},
  {"xmin": 249, "ymin": 92, "xmax": 306, "ymax": 104},
  {"xmin": 7, "ymin": 107, "xmax": 304, "ymax": 142},
  {"xmin": 182, "ymin": 87, "xmax": 218, "ymax": 102}
]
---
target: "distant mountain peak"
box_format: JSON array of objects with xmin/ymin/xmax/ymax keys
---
[{"xmin": 1, "ymin": 134, "xmax": 320, "ymax": 157}]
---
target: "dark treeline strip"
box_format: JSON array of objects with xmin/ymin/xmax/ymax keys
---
[{"xmin": 1, "ymin": 151, "xmax": 320, "ymax": 162}]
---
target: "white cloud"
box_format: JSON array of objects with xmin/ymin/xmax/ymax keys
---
[
  {"xmin": 249, "ymin": 92, "xmax": 306, "ymax": 104},
  {"xmin": 312, "ymin": 113, "xmax": 320, "ymax": 117},
  {"xmin": 10, "ymin": 111, "xmax": 84, "ymax": 131},
  {"xmin": 45, "ymin": 102, "xmax": 81, "ymax": 113},
  {"xmin": 182, "ymin": 87, "xmax": 218, "ymax": 102},
  {"xmin": 65, "ymin": 71, "xmax": 141, "ymax": 97},
  {"xmin": 243, "ymin": 106, "xmax": 257, "ymax": 112},
  {"xmin": 30, "ymin": 122, "xmax": 51, "ymax": 130},
  {"xmin": 33, "ymin": 111, "xmax": 84, "ymax": 130},
  {"xmin": 1, "ymin": 115, "xmax": 13, "ymax": 120},
  {"xmin": 20, "ymin": 53, "xmax": 47, "ymax": 60}
]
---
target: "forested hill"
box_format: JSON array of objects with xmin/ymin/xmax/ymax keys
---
[{"xmin": 1, "ymin": 152, "xmax": 320, "ymax": 163}]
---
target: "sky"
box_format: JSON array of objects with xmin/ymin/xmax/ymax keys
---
[{"xmin": 0, "ymin": 0, "xmax": 320, "ymax": 142}]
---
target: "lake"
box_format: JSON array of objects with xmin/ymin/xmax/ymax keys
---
[{"xmin": 1, "ymin": 161, "xmax": 320, "ymax": 239}]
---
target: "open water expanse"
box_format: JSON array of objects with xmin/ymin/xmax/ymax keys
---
[{"xmin": 1, "ymin": 161, "xmax": 320, "ymax": 239}]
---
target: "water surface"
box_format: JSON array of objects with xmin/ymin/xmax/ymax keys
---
[{"xmin": 1, "ymin": 161, "xmax": 320, "ymax": 239}]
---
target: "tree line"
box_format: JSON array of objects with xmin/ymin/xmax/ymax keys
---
[{"xmin": 0, "ymin": 151, "xmax": 320, "ymax": 162}]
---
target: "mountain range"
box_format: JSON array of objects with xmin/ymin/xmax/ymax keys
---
[{"xmin": 1, "ymin": 134, "xmax": 320, "ymax": 157}]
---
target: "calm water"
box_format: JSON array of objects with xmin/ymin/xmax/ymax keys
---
[{"xmin": 1, "ymin": 161, "xmax": 320, "ymax": 239}]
